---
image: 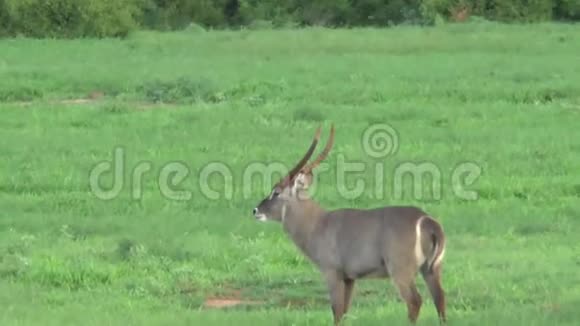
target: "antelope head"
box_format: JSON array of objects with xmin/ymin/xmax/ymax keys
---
[{"xmin": 252, "ymin": 124, "xmax": 335, "ymax": 222}]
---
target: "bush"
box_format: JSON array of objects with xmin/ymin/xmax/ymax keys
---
[
  {"xmin": 347, "ymin": 0, "xmax": 423, "ymax": 25},
  {"xmin": 490, "ymin": 0, "xmax": 553, "ymax": 22},
  {"xmin": 420, "ymin": 0, "xmax": 482, "ymax": 24},
  {"xmin": 236, "ymin": 0, "xmax": 296, "ymax": 26},
  {"xmin": 0, "ymin": 0, "xmax": 578, "ymax": 38},
  {"xmin": 0, "ymin": 0, "xmax": 144, "ymax": 38},
  {"xmin": 141, "ymin": 0, "xmax": 230, "ymax": 30},
  {"xmin": 554, "ymin": 0, "xmax": 580, "ymax": 20},
  {"xmin": 289, "ymin": 0, "xmax": 351, "ymax": 26},
  {"xmin": 142, "ymin": 0, "xmax": 351, "ymax": 29},
  {"xmin": 235, "ymin": 0, "xmax": 423, "ymax": 27},
  {"xmin": 421, "ymin": 0, "xmax": 556, "ymax": 24}
]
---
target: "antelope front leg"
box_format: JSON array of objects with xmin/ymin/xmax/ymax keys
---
[
  {"xmin": 343, "ymin": 278, "xmax": 355, "ymax": 315},
  {"xmin": 323, "ymin": 271, "xmax": 346, "ymax": 325}
]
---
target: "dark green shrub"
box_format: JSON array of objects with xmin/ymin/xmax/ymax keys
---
[
  {"xmin": 236, "ymin": 0, "xmax": 423, "ymax": 27},
  {"xmin": 420, "ymin": 0, "xmax": 486, "ymax": 24},
  {"xmin": 421, "ymin": 0, "xmax": 556, "ymax": 24},
  {"xmin": 236, "ymin": 0, "xmax": 296, "ymax": 26},
  {"xmin": 289, "ymin": 0, "xmax": 351, "ymax": 26},
  {"xmin": 0, "ymin": 0, "xmax": 144, "ymax": 38},
  {"xmin": 1, "ymin": 0, "xmax": 577, "ymax": 38},
  {"xmin": 490, "ymin": 0, "xmax": 553, "ymax": 22},
  {"xmin": 142, "ymin": 0, "xmax": 230, "ymax": 30},
  {"xmin": 554, "ymin": 0, "xmax": 580, "ymax": 20},
  {"xmin": 0, "ymin": 1, "xmax": 9, "ymax": 37},
  {"xmin": 347, "ymin": 0, "xmax": 423, "ymax": 25}
]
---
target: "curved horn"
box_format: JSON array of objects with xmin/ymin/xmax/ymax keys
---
[
  {"xmin": 302, "ymin": 123, "xmax": 335, "ymax": 173},
  {"xmin": 277, "ymin": 126, "xmax": 321, "ymax": 187}
]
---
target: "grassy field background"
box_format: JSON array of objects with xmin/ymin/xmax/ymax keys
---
[{"xmin": 1, "ymin": 21, "xmax": 580, "ymax": 325}]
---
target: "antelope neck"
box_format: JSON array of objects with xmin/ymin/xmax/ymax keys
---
[{"xmin": 282, "ymin": 198, "xmax": 326, "ymax": 257}]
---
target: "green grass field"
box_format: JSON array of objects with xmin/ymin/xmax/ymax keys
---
[{"xmin": 1, "ymin": 21, "xmax": 580, "ymax": 325}]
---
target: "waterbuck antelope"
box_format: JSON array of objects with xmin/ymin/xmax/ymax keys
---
[{"xmin": 252, "ymin": 124, "xmax": 447, "ymax": 325}]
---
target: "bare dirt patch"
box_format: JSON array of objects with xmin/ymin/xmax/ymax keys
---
[
  {"xmin": 203, "ymin": 297, "xmax": 262, "ymax": 308},
  {"xmin": 202, "ymin": 286, "xmax": 263, "ymax": 309},
  {"xmin": 10, "ymin": 90, "xmax": 104, "ymax": 107},
  {"xmin": 59, "ymin": 98, "xmax": 97, "ymax": 105}
]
